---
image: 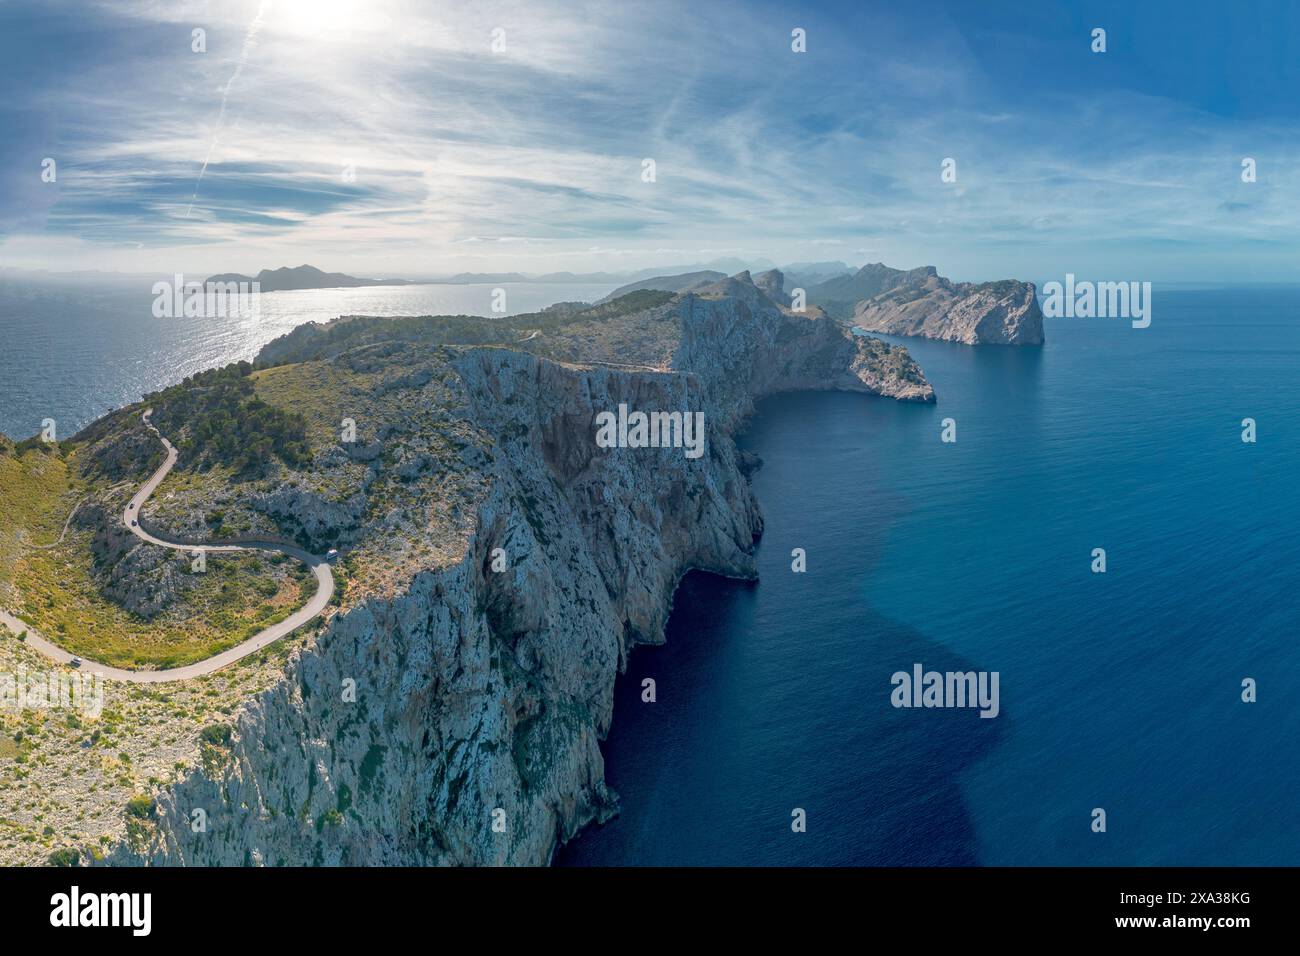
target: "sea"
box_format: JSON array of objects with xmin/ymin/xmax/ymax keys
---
[
  {"xmin": 2, "ymin": 275, "xmax": 1296, "ymax": 865},
  {"xmin": 0, "ymin": 274, "xmax": 613, "ymax": 441},
  {"xmin": 558, "ymin": 285, "xmax": 1300, "ymax": 865}
]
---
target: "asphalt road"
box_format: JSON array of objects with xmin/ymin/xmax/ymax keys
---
[{"xmin": 1, "ymin": 410, "xmax": 334, "ymax": 682}]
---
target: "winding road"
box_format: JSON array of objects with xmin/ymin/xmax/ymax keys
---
[{"xmin": 1, "ymin": 410, "xmax": 334, "ymax": 682}]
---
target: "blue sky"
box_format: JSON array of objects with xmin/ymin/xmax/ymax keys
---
[{"xmin": 1, "ymin": 0, "xmax": 1298, "ymax": 281}]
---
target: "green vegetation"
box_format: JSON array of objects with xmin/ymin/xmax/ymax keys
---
[
  {"xmin": 147, "ymin": 362, "xmax": 309, "ymax": 475},
  {"xmin": 254, "ymin": 290, "xmax": 676, "ymax": 368},
  {"xmin": 0, "ymin": 445, "xmax": 80, "ymax": 609},
  {"xmin": 974, "ymin": 278, "xmax": 1022, "ymax": 296},
  {"xmin": 575, "ymin": 289, "xmax": 674, "ymax": 319},
  {"xmin": 198, "ymin": 724, "xmax": 233, "ymax": 746},
  {"xmin": 317, "ymin": 808, "xmax": 344, "ymax": 830},
  {"xmin": 1, "ymin": 395, "xmax": 319, "ymax": 665},
  {"xmin": 124, "ymin": 795, "xmax": 155, "ymax": 819},
  {"xmin": 0, "ymin": 609, "xmax": 295, "ymax": 866},
  {"xmin": 47, "ymin": 847, "xmax": 80, "ymax": 866},
  {"xmin": 251, "ymin": 360, "xmax": 383, "ymax": 447},
  {"xmin": 10, "ymin": 529, "xmax": 311, "ymax": 668}
]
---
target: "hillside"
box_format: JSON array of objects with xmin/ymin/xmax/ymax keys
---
[
  {"xmin": 595, "ymin": 270, "xmax": 725, "ymax": 304},
  {"xmin": 2, "ymin": 272, "xmax": 932, "ymax": 866}
]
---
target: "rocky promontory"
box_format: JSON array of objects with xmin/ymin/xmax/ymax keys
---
[
  {"xmin": 88, "ymin": 272, "xmax": 930, "ymax": 866},
  {"xmin": 808, "ymin": 263, "xmax": 1044, "ymax": 346}
]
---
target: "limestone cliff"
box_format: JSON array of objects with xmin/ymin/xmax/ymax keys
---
[
  {"xmin": 104, "ymin": 273, "xmax": 932, "ymax": 866},
  {"xmin": 809, "ymin": 263, "xmax": 1044, "ymax": 346}
]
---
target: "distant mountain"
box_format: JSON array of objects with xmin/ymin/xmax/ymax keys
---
[
  {"xmin": 437, "ymin": 271, "xmax": 632, "ymax": 284},
  {"xmin": 780, "ymin": 261, "xmax": 852, "ymax": 292},
  {"xmin": 435, "ymin": 261, "xmax": 772, "ymax": 286},
  {"xmin": 639, "ymin": 257, "xmax": 775, "ymax": 278},
  {"xmin": 204, "ymin": 265, "xmax": 416, "ymax": 292},
  {"xmin": 436, "ymin": 272, "xmax": 532, "ymax": 284},
  {"xmin": 807, "ymin": 263, "xmax": 1043, "ymax": 346},
  {"xmin": 782, "ymin": 260, "xmax": 851, "ymax": 276},
  {"xmin": 596, "ymin": 270, "xmax": 726, "ymax": 303},
  {"xmin": 804, "ymin": 263, "xmax": 940, "ymax": 318}
]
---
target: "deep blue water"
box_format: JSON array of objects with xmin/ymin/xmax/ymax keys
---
[
  {"xmin": 3, "ymin": 277, "xmax": 1296, "ymax": 865},
  {"xmin": 559, "ymin": 287, "xmax": 1300, "ymax": 865}
]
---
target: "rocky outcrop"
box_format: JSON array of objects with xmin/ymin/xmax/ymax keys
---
[
  {"xmin": 806, "ymin": 263, "xmax": 941, "ymax": 319},
  {"xmin": 80, "ymin": 501, "xmax": 183, "ymax": 619},
  {"xmin": 751, "ymin": 268, "xmax": 787, "ymax": 304},
  {"xmin": 103, "ymin": 273, "xmax": 932, "ymax": 866},
  {"xmin": 250, "ymin": 482, "xmax": 366, "ymax": 552},
  {"xmin": 678, "ymin": 272, "xmax": 934, "ymax": 410},
  {"xmin": 809, "ymin": 263, "xmax": 1044, "ymax": 346}
]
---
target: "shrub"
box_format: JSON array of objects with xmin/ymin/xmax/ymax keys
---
[
  {"xmin": 146, "ymin": 363, "xmax": 309, "ymax": 475},
  {"xmin": 199, "ymin": 724, "xmax": 233, "ymax": 746},
  {"xmin": 125, "ymin": 795, "xmax": 156, "ymax": 819}
]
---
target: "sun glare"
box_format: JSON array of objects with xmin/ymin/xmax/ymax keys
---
[{"xmin": 271, "ymin": 0, "xmax": 369, "ymax": 38}]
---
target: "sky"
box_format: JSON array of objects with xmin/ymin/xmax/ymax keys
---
[{"xmin": 2, "ymin": 0, "xmax": 1299, "ymax": 282}]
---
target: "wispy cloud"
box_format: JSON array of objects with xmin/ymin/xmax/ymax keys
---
[
  {"xmin": 2, "ymin": 0, "xmax": 1299, "ymax": 280},
  {"xmin": 186, "ymin": 0, "xmax": 267, "ymax": 216}
]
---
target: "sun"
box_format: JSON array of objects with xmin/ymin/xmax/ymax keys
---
[{"xmin": 271, "ymin": 0, "xmax": 369, "ymax": 38}]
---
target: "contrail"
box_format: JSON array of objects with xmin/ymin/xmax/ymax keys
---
[{"xmin": 185, "ymin": 1, "xmax": 267, "ymax": 217}]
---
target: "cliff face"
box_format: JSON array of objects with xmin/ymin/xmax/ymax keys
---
[
  {"xmin": 107, "ymin": 274, "xmax": 931, "ymax": 866},
  {"xmin": 809, "ymin": 263, "xmax": 1045, "ymax": 346},
  {"xmin": 805, "ymin": 263, "xmax": 940, "ymax": 319}
]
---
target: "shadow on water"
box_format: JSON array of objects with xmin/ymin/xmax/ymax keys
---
[
  {"xmin": 562, "ymin": 300, "xmax": 1300, "ymax": 866},
  {"xmin": 558, "ymin": 390, "xmax": 1005, "ymax": 866}
]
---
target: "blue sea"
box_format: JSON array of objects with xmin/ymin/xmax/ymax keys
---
[
  {"xmin": 2, "ymin": 277, "xmax": 1296, "ymax": 865},
  {"xmin": 559, "ymin": 286, "xmax": 1300, "ymax": 866},
  {"xmin": 0, "ymin": 275, "xmax": 614, "ymax": 441}
]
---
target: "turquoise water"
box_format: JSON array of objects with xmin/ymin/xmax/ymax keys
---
[{"xmin": 560, "ymin": 287, "xmax": 1300, "ymax": 865}]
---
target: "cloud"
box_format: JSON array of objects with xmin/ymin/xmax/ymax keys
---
[
  {"xmin": 186, "ymin": 0, "xmax": 267, "ymax": 216},
  {"xmin": 2, "ymin": 0, "xmax": 1299, "ymax": 279}
]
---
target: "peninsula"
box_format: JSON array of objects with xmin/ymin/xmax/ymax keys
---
[{"xmin": 0, "ymin": 271, "xmax": 930, "ymax": 865}]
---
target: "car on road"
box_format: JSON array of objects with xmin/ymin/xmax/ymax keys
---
[
  {"xmin": 70, "ymin": 657, "xmax": 82, "ymax": 668},
  {"xmin": 326, "ymin": 549, "xmax": 340, "ymax": 562}
]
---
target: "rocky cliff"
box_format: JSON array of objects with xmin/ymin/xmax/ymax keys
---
[
  {"xmin": 104, "ymin": 273, "xmax": 932, "ymax": 866},
  {"xmin": 809, "ymin": 263, "xmax": 1044, "ymax": 346}
]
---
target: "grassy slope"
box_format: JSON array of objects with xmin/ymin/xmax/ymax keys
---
[
  {"xmin": 0, "ymin": 446, "xmax": 80, "ymax": 604},
  {"xmin": 1, "ymin": 442, "xmax": 311, "ymax": 669}
]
